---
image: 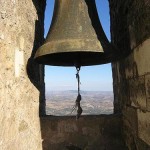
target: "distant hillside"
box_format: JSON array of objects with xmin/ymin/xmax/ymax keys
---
[{"xmin": 46, "ymin": 91, "xmax": 114, "ymax": 116}]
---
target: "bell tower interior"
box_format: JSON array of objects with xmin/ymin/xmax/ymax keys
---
[
  {"xmin": 0, "ymin": 0, "xmax": 150, "ymax": 150},
  {"xmin": 40, "ymin": 0, "xmax": 150, "ymax": 149}
]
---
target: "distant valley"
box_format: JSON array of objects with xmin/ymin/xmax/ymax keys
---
[{"xmin": 46, "ymin": 91, "xmax": 114, "ymax": 116}]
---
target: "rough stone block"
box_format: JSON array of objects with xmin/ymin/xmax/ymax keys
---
[
  {"xmin": 134, "ymin": 39, "xmax": 150, "ymax": 76},
  {"xmin": 124, "ymin": 53, "xmax": 135, "ymax": 79},
  {"xmin": 123, "ymin": 106, "xmax": 138, "ymax": 135},
  {"xmin": 138, "ymin": 110, "xmax": 150, "ymax": 145},
  {"xmin": 147, "ymin": 100, "xmax": 150, "ymax": 112},
  {"xmin": 145, "ymin": 74, "xmax": 150, "ymax": 111},
  {"xmin": 129, "ymin": 76, "xmax": 146, "ymax": 109}
]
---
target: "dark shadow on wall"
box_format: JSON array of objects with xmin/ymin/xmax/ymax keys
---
[
  {"xmin": 109, "ymin": 0, "xmax": 132, "ymax": 114},
  {"xmin": 26, "ymin": 0, "xmax": 46, "ymax": 116},
  {"xmin": 27, "ymin": 1, "xmax": 47, "ymax": 149}
]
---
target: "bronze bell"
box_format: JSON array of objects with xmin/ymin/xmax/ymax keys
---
[{"xmin": 34, "ymin": 0, "xmax": 118, "ymax": 67}]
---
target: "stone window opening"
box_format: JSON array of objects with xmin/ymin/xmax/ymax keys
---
[{"xmin": 45, "ymin": 65, "xmax": 114, "ymax": 116}]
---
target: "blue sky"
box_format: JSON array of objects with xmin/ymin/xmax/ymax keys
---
[{"xmin": 44, "ymin": 0, "xmax": 113, "ymax": 91}]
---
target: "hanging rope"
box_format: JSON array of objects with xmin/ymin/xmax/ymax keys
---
[
  {"xmin": 75, "ymin": 66, "xmax": 82, "ymax": 120},
  {"xmin": 76, "ymin": 67, "xmax": 81, "ymax": 95},
  {"xmin": 69, "ymin": 66, "xmax": 82, "ymax": 119}
]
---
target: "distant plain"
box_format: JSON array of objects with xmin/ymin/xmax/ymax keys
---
[{"xmin": 46, "ymin": 91, "xmax": 113, "ymax": 116}]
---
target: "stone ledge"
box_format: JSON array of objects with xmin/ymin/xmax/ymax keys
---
[{"xmin": 40, "ymin": 114, "xmax": 127, "ymax": 150}]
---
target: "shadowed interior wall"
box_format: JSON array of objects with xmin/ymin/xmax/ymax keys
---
[
  {"xmin": 0, "ymin": 0, "xmax": 45, "ymax": 149},
  {"xmin": 109, "ymin": 0, "xmax": 150, "ymax": 149}
]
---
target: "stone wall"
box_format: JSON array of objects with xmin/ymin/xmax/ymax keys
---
[
  {"xmin": 0, "ymin": 0, "xmax": 45, "ymax": 149},
  {"xmin": 40, "ymin": 115, "xmax": 127, "ymax": 150},
  {"xmin": 109, "ymin": 0, "xmax": 150, "ymax": 149}
]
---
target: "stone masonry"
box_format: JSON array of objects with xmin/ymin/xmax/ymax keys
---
[
  {"xmin": 40, "ymin": 115, "xmax": 127, "ymax": 150},
  {"xmin": 109, "ymin": 0, "xmax": 150, "ymax": 149},
  {"xmin": 0, "ymin": 0, "xmax": 45, "ymax": 149}
]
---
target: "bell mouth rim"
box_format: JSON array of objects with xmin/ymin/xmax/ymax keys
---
[
  {"xmin": 34, "ymin": 51, "xmax": 118, "ymax": 67},
  {"xmin": 35, "ymin": 49, "xmax": 104, "ymax": 59}
]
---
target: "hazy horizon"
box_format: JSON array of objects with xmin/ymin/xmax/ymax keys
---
[{"xmin": 46, "ymin": 90, "xmax": 113, "ymax": 92}]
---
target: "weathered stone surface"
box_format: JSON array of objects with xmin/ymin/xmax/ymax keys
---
[
  {"xmin": 138, "ymin": 110, "xmax": 150, "ymax": 145},
  {"xmin": 124, "ymin": 53, "xmax": 135, "ymax": 79},
  {"xmin": 0, "ymin": 0, "xmax": 45, "ymax": 149},
  {"xmin": 129, "ymin": 76, "xmax": 146, "ymax": 110},
  {"xmin": 123, "ymin": 106, "xmax": 138, "ymax": 136},
  {"xmin": 145, "ymin": 74, "xmax": 150, "ymax": 111},
  {"xmin": 134, "ymin": 39, "xmax": 150, "ymax": 76},
  {"xmin": 41, "ymin": 115, "xmax": 127, "ymax": 150},
  {"xmin": 110, "ymin": 0, "xmax": 150, "ymax": 149}
]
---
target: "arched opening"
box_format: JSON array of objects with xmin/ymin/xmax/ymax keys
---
[{"xmin": 44, "ymin": 0, "xmax": 114, "ymax": 116}]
